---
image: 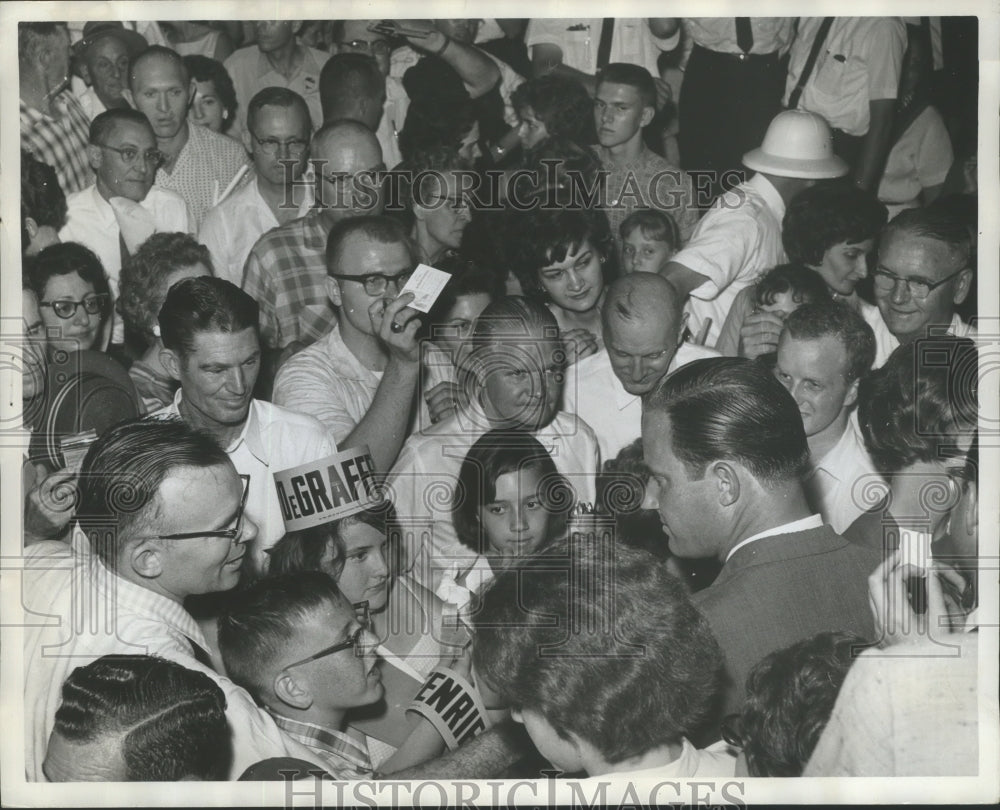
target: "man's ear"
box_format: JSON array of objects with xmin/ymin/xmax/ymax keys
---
[
  {"xmin": 274, "ymin": 671, "xmax": 313, "ymax": 710},
  {"xmin": 712, "ymin": 461, "xmax": 741, "ymax": 507},
  {"xmin": 24, "ymin": 217, "xmax": 40, "ymax": 241},
  {"xmin": 86, "ymin": 143, "xmax": 104, "ymax": 171},
  {"xmin": 640, "ymin": 104, "xmax": 655, "ymax": 129},
  {"xmin": 953, "ymin": 268, "xmax": 974, "ymax": 305},
  {"xmin": 324, "ymin": 275, "xmax": 342, "ymax": 306},
  {"xmin": 129, "ymin": 539, "xmax": 164, "ymax": 580},
  {"xmin": 844, "ymin": 376, "xmax": 860, "ymax": 410},
  {"xmin": 160, "ymin": 347, "xmax": 183, "ymax": 381}
]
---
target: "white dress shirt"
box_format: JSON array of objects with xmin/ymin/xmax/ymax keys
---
[
  {"xmin": 154, "ymin": 393, "xmax": 336, "ymax": 571},
  {"xmin": 724, "ymin": 514, "xmax": 825, "ymax": 564},
  {"xmin": 863, "ymin": 308, "xmax": 976, "ymax": 369},
  {"xmin": 669, "ymin": 172, "xmax": 788, "ymax": 348}
]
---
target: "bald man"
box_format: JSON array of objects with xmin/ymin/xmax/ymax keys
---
[
  {"xmin": 242, "ymin": 120, "xmax": 386, "ymax": 389},
  {"xmin": 563, "ymin": 273, "xmax": 720, "ymax": 462}
]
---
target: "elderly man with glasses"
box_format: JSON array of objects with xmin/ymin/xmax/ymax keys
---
[
  {"xmin": 272, "ymin": 215, "xmax": 423, "ymax": 472},
  {"xmin": 58, "ymin": 107, "xmax": 192, "ymax": 347},
  {"xmin": 199, "ymin": 87, "xmax": 315, "ymax": 286}
]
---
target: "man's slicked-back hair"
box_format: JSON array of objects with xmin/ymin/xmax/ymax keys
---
[
  {"xmin": 53, "ymin": 654, "xmax": 230, "ymax": 781},
  {"xmin": 880, "ymin": 204, "xmax": 973, "ymax": 269},
  {"xmin": 325, "ymin": 213, "xmax": 417, "ymax": 274},
  {"xmin": 783, "ymin": 300, "xmax": 876, "ymax": 383},
  {"xmin": 129, "ymin": 45, "xmax": 188, "ymax": 90},
  {"xmin": 75, "ymin": 416, "xmax": 231, "ymax": 567},
  {"xmin": 596, "ymin": 62, "xmax": 656, "ymax": 109},
  {"xmin": 472, "ymin": 539, "xmax": 724, "ymax": 763},
  {"xmin": 158, "ymin": 276, "xmax": 259, "ymax": 357},
  {"xmin": 217, "ymin": 571, "xmax": 345, "ymax": 700},
  {"xmin": 644, "ymin": 357, "xmax": 810, "ymax": 484},
  {"xmin": 247, "ymin": 86, "xmax": 311, "ymax": 134},
  {"xmin": 782, "ymin": 183, "xmax": 888, "ymax": 266},
  {"xmin": 858, "ymin": 337, "xmax": 978, "ymax": 473},
  {"xmin": 89, "ymin": 108, "xmax": 154, "ymax": 146}
]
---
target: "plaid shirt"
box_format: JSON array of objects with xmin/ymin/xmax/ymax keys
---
[
  {"xmin": 268, "ymin": 712, "xmax": 374, "ymax": 780},
  {"xmin": 155, "ymin": 121, "xmax": 248, "ymax": 227},
  {"xmin": 20, "ymin": 92, "xmax": 93, "ymax": 196},
  {"xmin": 242, "ymin": 210, "xmax": 335, "ymax": 350}
]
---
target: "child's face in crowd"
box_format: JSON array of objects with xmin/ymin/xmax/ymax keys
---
[
  {"xmin": 479, "ymin": 467, "xmax": 550, "ymax": 569},
  {"xmin": 325, "ymin": 521, "xmax": 391, "ymax": 612},
  {"xmin": 538, "ymin": 238, "xmax": 604, "ymax": 314},
  {"xmin": 621, "ymin": 229, "xmax": 674, "ymax": 274},
  {"xmin": 815, "ymin": 239, "xmax": 874, "ymax": 297},
  {"xmin": 516, "ymin": 105, "xmax": 549, "ymax": 151},
  {"xmin": 757, "ymin": 291, "xmax": 799, "ymax": 320}
]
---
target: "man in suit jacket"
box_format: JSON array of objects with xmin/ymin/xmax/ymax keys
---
[{"xmin": 641, "ymin": 358, "xmax": 881, "ymax": 726}]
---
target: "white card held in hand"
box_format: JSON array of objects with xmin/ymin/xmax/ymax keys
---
[{"xmin": 399, "ymin": 264, "xmax": 451, "ymax": 313}]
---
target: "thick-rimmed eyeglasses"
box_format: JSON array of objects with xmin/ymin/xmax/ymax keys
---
[
  {"xmin": 251, "ymin": 132, "xmax": 310, "ymax": 157},
  {"xmin": 337, "ymin": 38, "xmax": 390, "ymax": 56},
  {"xmin": 329, "ymin": 268, "xmax": 413, "ymax": 296},
  {"xmin": 39, "ymin": 294, "xmax": 109, "ymax": 320},
  {"xmin": 283, "ymin": 601, "xmax": 373, "ymax": 668},
  {"xmin": 872, "ymin": 266, "xmax": 966, "ymax": 300},
  {"xmin": 98, "ymin": 143, "xmax": 165, "ymax": 167},
  {"xmin": 156, "ymin": 474, "xmax": 250, "ymax": 541}
]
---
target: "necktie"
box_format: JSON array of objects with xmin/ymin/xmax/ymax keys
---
[
  {"xmin": 736, "ymin": 17, "xmax": 754, "ymax": 54},
  {"xmin": 788, "ymin": 17, "xmax": 835, "ymax": 110},
  {"xmin": 596, "ymin": 18, "xmax": 615, "ymax": 70}
]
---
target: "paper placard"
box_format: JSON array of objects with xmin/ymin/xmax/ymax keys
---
[
  {"xmin": 273, "ymin": 446, "xmax": 379, "ymax": 532},
  {"xmin": 399, "ymin": 263, "xmax": 451, "ymax": 313}
]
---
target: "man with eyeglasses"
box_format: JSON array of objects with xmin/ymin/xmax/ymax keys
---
[
  {"xmin": 223, "ymin": 21, "xmax": 329, "ymax": 140},
  {"xmin": 242, "ymin": 120, "xmax": 386, "ymax": 383},
  {"xmin": 199, "ymin": 88, "xmax": 314, "ymax": 286},
  {"xmin": 863, "ymin": 205, "xmax": 976, "ymax": 367},
  {"xmin": 154, "ymin": 277, "xmax": 336, "ymax": 574},
  {"xmin": 273, "ymin": 216, "xmax": 423, "ymax": 472},
  {"xmin": 74, "ymin": 21, "xmax": 147, "ymax": 120},
  {"xmin": 125, "ymin": 46, "xmax": 248, "ymax": 227},
  {"xmin": 22, "ymin": 418, "xmax": 337, "ymax": 780},
  {"xmin": 59, "ymin": 107, "xmax": 192, "ymax": 346}
]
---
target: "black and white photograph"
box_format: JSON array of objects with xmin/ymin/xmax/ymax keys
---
[{"xmin": 2, "ymin": 1, "xmax": 997, "ymax": 806}]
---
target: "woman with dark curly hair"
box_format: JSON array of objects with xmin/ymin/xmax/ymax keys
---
[
  {"xmin": 511, "ymin": 74, "xmax": 597, "ymax": 153},
  {"xmin": 118, "ymin": 232, "xmax": 211, "ymax": 411},
  {"xmin": 183, "ymin": 55, "xmax": 239, "ymax": 136}
]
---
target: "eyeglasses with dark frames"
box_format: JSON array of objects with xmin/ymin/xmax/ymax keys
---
[
  {"xmin": 39, "ymin": 293, "xmax": 110, "ymax": 320},
  {"xmin": 250, "ymin": 131, "xmax": 310, "ymax": 157},
  {"xmin": 97, "ymin": 143, "xmax": 166, "ymax": 167},
  {"xmin": 282, "ymin": 601, "xmax": 373, "ymax": 669},
  {"xmin": 156, "ymin": 474, "xmax": 251, "ymax": 541},
  {"xmin": 329, "ymin": 268, "xmax": 414, "ymax": 297},
  {"xmin": 871, "ymin": 266, "xmax": 967, "ymax": 300},
  {"xmin": 318, "ymin": 164, "xmax": 387, "ymax": 187}
]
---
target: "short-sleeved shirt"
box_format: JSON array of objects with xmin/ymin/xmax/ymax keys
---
[
  {"xmin": 224, "ymin": 41, "xmax": 329, "ymax": 138},
  {"xmin": 155, "ymin": 121, "xmax": 249, "ymax": 227},
  {"xmin": 784, "ymin": 17, "xmax": 907, "ymax": 136},
  {"xmin": 878, "ymin": 105, "xmax": 954, "ymax": 217},
  {"xmin": 669, "ymin": 172, "xmax": 787, "ymax": 348},
  {"xmin": 597, "ymin": 145, "xmax": 700, "ymax": 248},
  {"xmin": 241, "ymin": 210, "xmax": 334, "ymax": 350},
  {"xmin": 20, "ymin": 92, "xmax": 93, "ymax": 196},
  {"xmin": 684, "ymin": 17, "xmax": 795, "ymax": 56},
  {"xmin": 525, "ymin": 18, "xmax": 676, "ymax": 78},
  {"xmin": 198, "ymin": 174, "xmax": 314, "ymax": 286}
]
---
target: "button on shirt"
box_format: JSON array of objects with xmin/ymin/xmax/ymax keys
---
[
  {"xmin": 22, "ymin": 540, "xmax": 328, "ymax": 781},
  {"xmin": 198, "ymin": 174, "xmax": 314, "ymax": 286},
  {"xmin": 272, "ymin": 323, "xmax": 383, "ymax": 446},
  {"xmin": 387, "ymin": 402, "xmax": 599, "ymax": 594},
  {"xmin": 242, "ymin": 210, "xmax": 335, "ymax": 351},
  {"xmin": 155, "ymin": 121, "xmax": 249, "ymax": 227},
  {"xmin": 804, "ymin": 412, "xmax": 884, "ymax": 534},
  {"xmin": 20, "ymin": 92, "xmax": 93, "ymax": 196},
  {"xmin": 154, "ymin": 394, "xmax": 336, "ymax": 572},
  {"xmin": 684, "ymin": 17, "xmax": 795, "ymax": 55},
  {"xmin": 784, "ymin": 17, "xmax": 907, "ymax": 137},
  {"xmin": 563, "ymin": 342, "xmax": 721, "ymax": 462},
  {"xmin": 224, "ymin": 42, "xmax": 329, "ymax": 138},
  {"xmin": 669, "ymin": 172, "xmax": 787, "ymax": 349}
]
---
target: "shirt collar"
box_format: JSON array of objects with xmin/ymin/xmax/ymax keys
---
[
  {"xmin": 745, "ymin": 172, "xmax": 786, "ymax": 221},
  {"xmin": 267, "ymin": 711, "xmax": 372, "ymax": 773},
  {"xmin": 166, "ymin": 389, "xmax": 264, "ymax": 460},
  {"xmin": 724, "ymin": 514, "xmax": 825, "ymax": 563},
  {"xmin": 812, "ymin": 411, "xmax": 863, "ymax": 480}
]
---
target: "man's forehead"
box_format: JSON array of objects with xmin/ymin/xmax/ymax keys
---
[
  {"xmin": 107, "ymin": 121, "xmax": 155, "ymax": 146},
  {"xmin": 254, "ymin": 103, "xmax": 309, "ymax": 132},
  {"xmin": 132, "ymin": 55, "xmax": 186, "ymax": 87},
  {"xmin": 87, "ymin": 35, "xmax": 128, "ymax": 60},
  {"xmin": 778, "ymin": 333, "xmax": 849, "ymax": 373},
  {"xmin": 880, "ymin": 231, "xmax": 964, "ymax": 274},
  {"xmin": 188, "ymin": 327, "xmax": 260, "ymax": 359},
  {"xmin": 607, "ymin": 312, "xmax": 673, "ymax": 350}
]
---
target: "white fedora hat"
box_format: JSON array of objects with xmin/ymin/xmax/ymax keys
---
[{"xmin": 742, "ymin": 110, "xmax": 848, "ymax": 179}]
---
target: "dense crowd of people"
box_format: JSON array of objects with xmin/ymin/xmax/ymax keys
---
[{"xmin": 16, "ymin": 16, "xmax": 987, "ymax": 787}]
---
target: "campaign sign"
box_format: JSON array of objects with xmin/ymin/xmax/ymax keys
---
[{"xmin": 273, "ymin": 446, "xmax": 379, "ymax": 531}]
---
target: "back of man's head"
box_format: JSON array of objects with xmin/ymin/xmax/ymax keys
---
[
  {"xmin": 472, "ymin": 539, "xmax": 724, "ymax": 765},
  {"xmin": 320, "ymin": 52, "xmax": 384, "ymax": 127},
  {"xmin": 645, "ymin": 357, "xmax": 809, "ymax": 486},
  {"xmin": 217, "ymin": 570, "xmax": 343, "ymax": 705},
  {"xmin": 46, "ymin": 654, "xmax": 229, "ymax": 781},
  {"xmin": 158, "ymin": 276, "xmax": 259, "ymax": 358},
  {"xmin": 782, "ymin": 301, "xmax": 876, "ymax": 384}
]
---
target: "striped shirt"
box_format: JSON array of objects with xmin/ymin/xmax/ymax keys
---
[
  {"xmin": 268, "ymin": 713, "xmax": 374, "ymax": 779},
  {"xmin": 20, "ymin": 92, "xmax": 93, "ymax": 196}
]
